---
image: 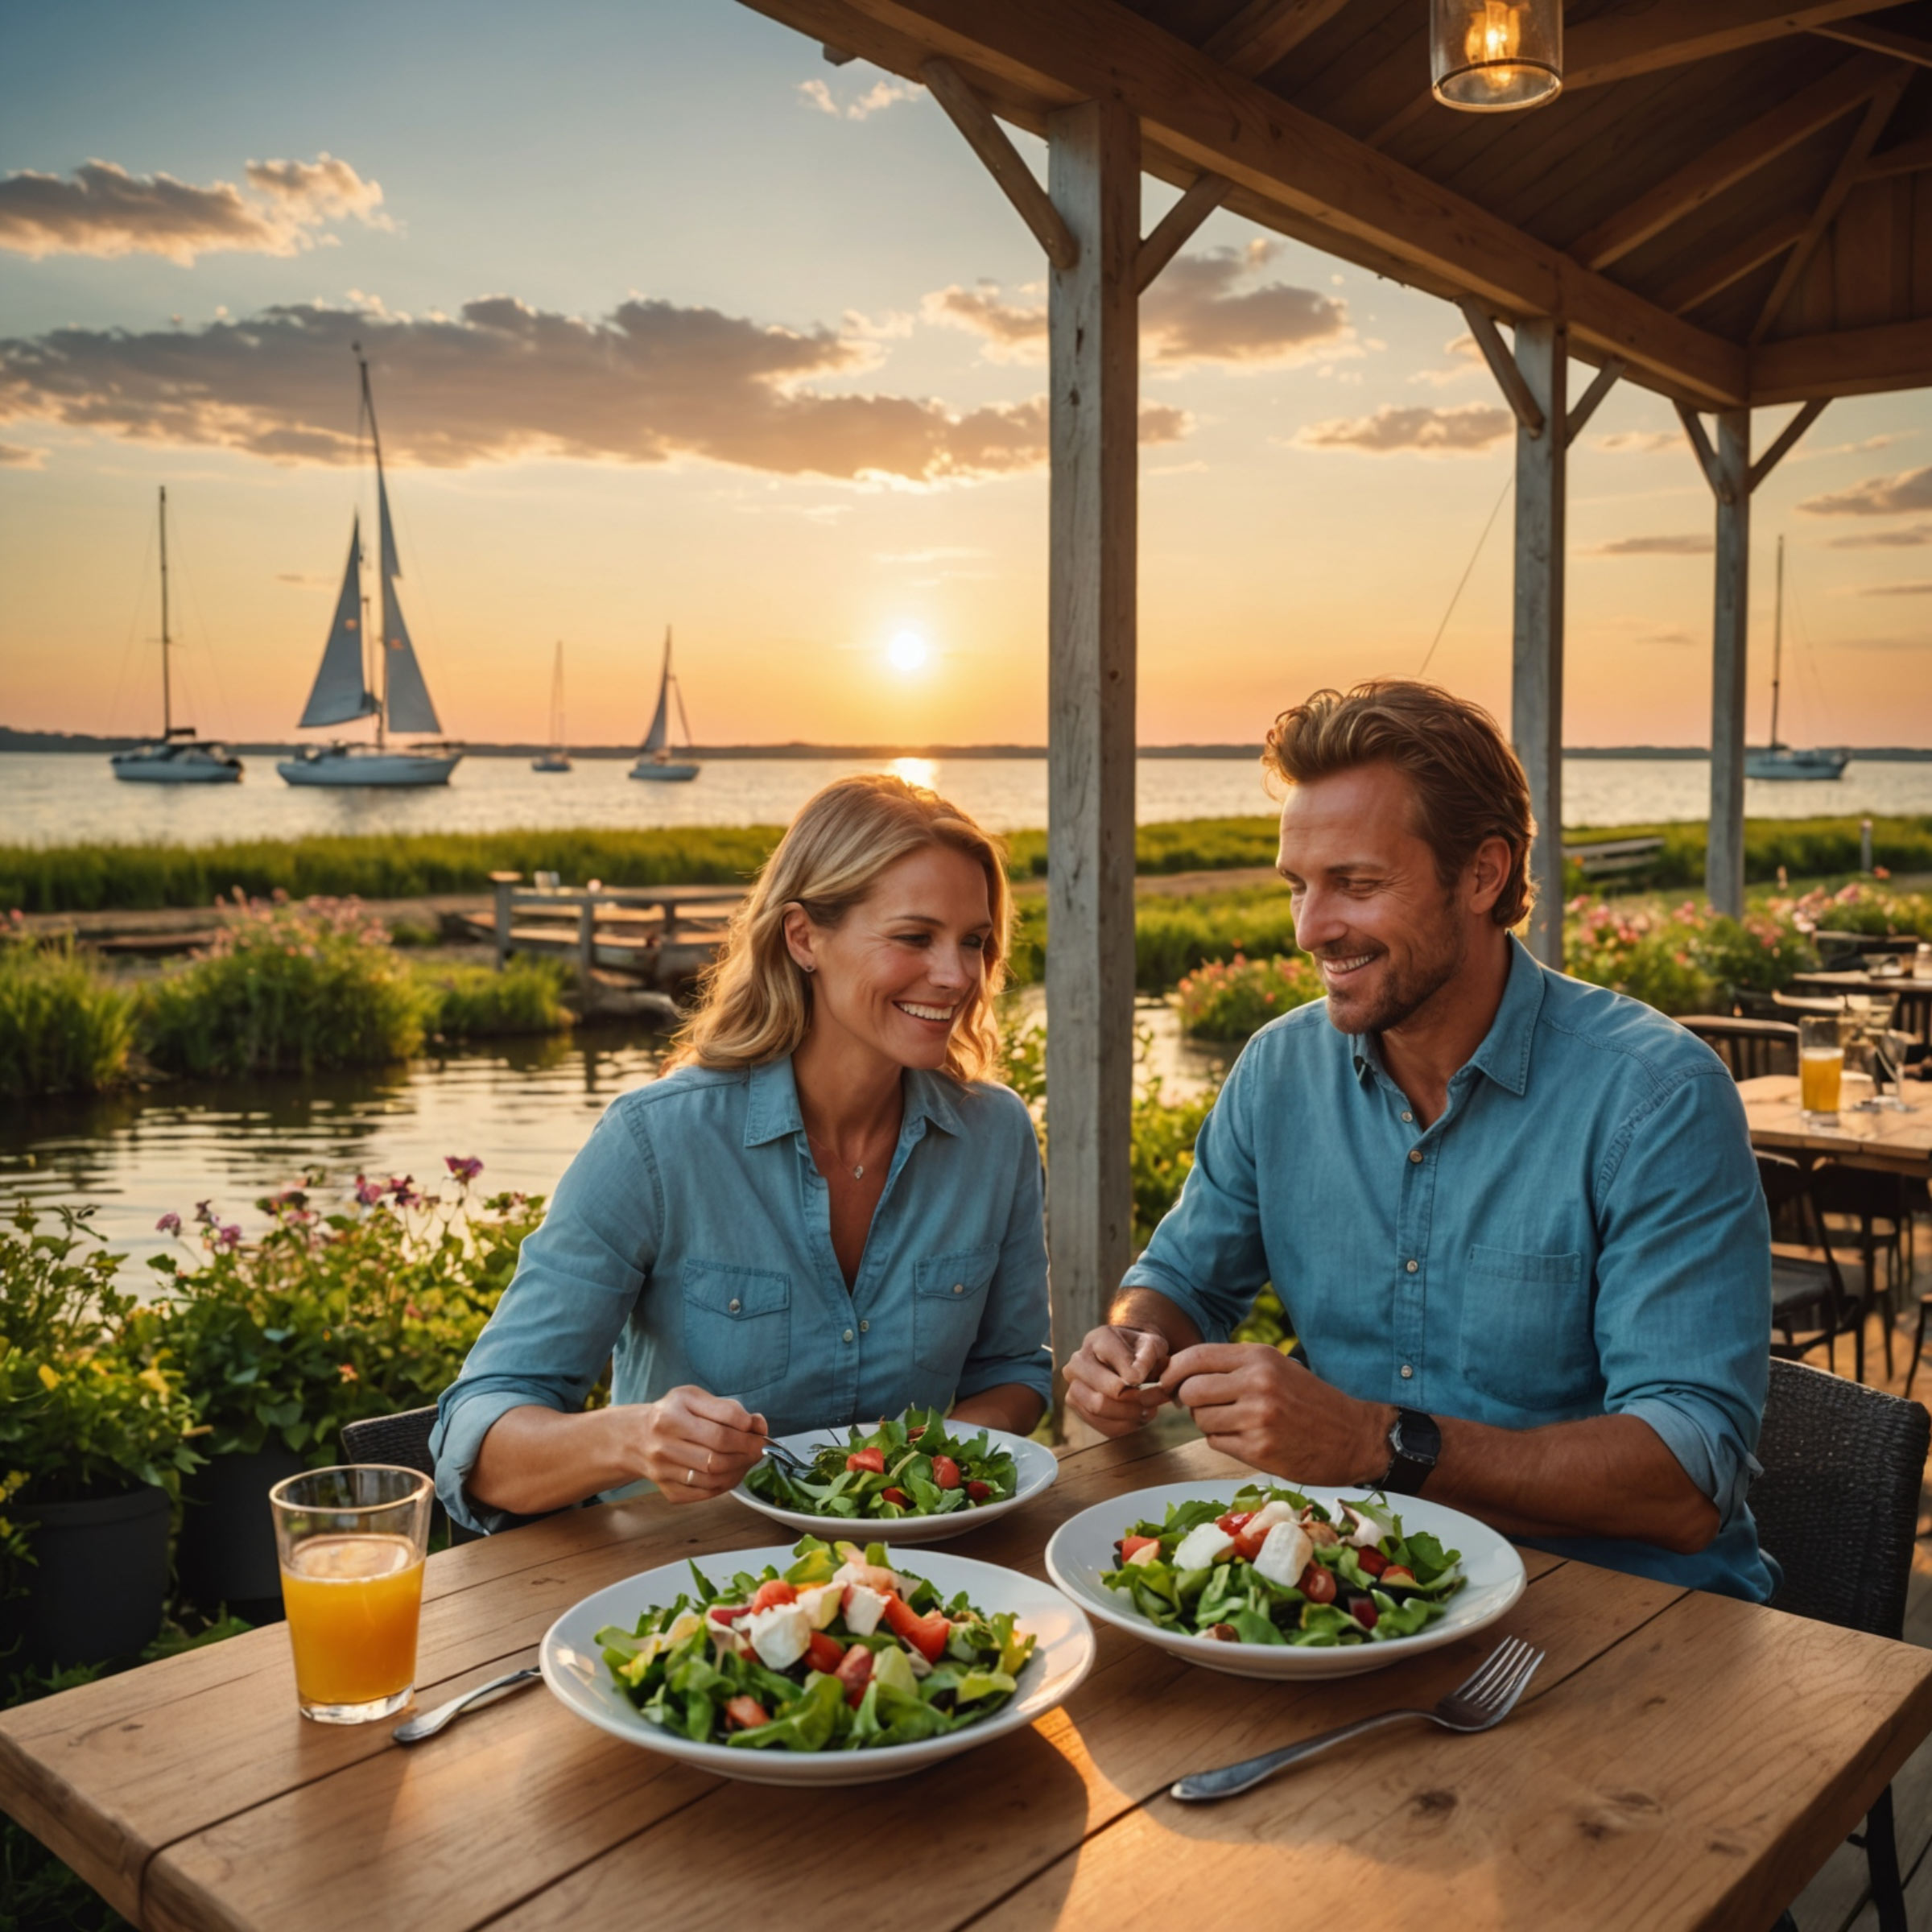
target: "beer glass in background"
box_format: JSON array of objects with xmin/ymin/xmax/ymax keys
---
[
  {"xmin": 270, "ymin": 1465, "xmax": 432, "ymax": 1724},
  {"xmin": 1798, "ymin": 1014, "xmax": 1844, "ymax": 1125},
  {"xmin": 1915, "ymin": 943, "xmax": 1932, "ymax": 983}
]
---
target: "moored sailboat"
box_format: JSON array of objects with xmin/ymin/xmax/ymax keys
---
[
  {"xmin": 533, "ymin": 641, "xmax": 572, "ymax": 773},
  {"xmin": 629, "ymin": 628, "xmax": 700, "ymax": 782},
  {"xmin": 278, "ymin": 349, "xmax": 461, "ymax": 789},
  {"xmin": 1745, "ymin": 536, "xmax": 1848, "ymax": 782},
  {"xmin": 109, "ymin": 487, "xmax": 243, "ymax": 785}
]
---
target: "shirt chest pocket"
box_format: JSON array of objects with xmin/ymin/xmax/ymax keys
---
[
  {"xmin": 680, "ymin": 1260, "xmax": 791, "ymax": 1400},
  {"xmin": 1455, "ymin": 1244, "xmax": 1598, "ymax": 1414},
  {"xmin": 913, "ymin": 1245, "xmax": 1000, "ymax": 1377}
]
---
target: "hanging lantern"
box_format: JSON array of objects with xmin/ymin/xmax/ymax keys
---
[{"xmin": 1430, "ymin": 0, "xmax": 1562, "ymax": 112}]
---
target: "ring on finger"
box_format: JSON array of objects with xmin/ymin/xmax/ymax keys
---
[
  {"xmin": 705, "ymin": 1448, "xmax": 715, "ymax": 1474},
  {"xmin": 685, "ymin": 1467, "xmax": 696, "ymax": 1488}
]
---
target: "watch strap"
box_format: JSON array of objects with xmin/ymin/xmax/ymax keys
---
[{"xmin": 1381, "ymin": 1406, "xmax": 1442, "ymax": 1496}]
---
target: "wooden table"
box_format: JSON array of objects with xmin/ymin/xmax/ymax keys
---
[
  {"xmin": 1740, "ymin": 1072, "xmax": 1932, "ymax": 1177},
  {"xmin": 6, "ymin": 1435, "xmax": 1931, "ymax": 1931},
  {"xmin": 1790, "ymin": 971, "xmax": 1932, "ymax": 1035}
]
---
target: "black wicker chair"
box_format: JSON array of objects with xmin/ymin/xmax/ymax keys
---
[
  {"xmin": 1751, "ymin": 1360, "xmax": 1931, "ymax": 1932},
  {"xmin": 339, "ymin": 1405, "xmax": 486, "ymax": 1546},
  {"xmin": 1760, "ymin": 1154, "xmax": 1868, "ymax": 1383}
]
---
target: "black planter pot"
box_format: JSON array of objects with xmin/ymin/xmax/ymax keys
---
[
  {"xmin": 2, "ymin": 1484, "xmax": 171, "ymax": 1674},
  {"xmin": 176, "ymin": 1446, "xmax": 307, "ymax": 1616}
]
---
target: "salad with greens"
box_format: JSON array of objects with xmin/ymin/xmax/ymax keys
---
[
  {"xmin": 1102, "ymin": 1485, "xmax": 1465, "ymax": 1648},
  {"xmin": 742, "ymin": 1410, "xmax": 1019, "ymax": 1521},
  {"xmin": 596, "ymin": 1534, "xmax": 1036, "ymax": 1751}
]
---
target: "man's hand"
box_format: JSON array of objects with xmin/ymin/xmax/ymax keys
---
[
  {"xmin": 1165, "ymin": 1344, "xmax": 1391, "ymax": 1483},
  {"xmin": 1064, "ymin": 1323, "xmax": 1174, "ymax": 1438}
]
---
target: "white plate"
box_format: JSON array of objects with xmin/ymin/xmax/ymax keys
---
[
  {"xmin": 540, "ymin": 1543, "xmax": 1096, "ymax": 1785},
  {"xmin": 1045, "ymin": 1480, "xmax": 1525, "ymax": 1681},
  {"xmin": 728, "ymin": 1425, "xmax": 1059, "ymax": 1545}
]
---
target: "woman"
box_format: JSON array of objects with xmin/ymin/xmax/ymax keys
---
[{"xmin": 431, "ymin": 774, "xmax": 1050, "ymax": 1533}]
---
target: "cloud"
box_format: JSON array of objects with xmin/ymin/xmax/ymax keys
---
[
  {"xmin": 0, "ymin": 155, "xmax": 390, "ymax": 264},
  {"xmin": 924, "ymin": 241, "xmax": 1352, "ymax": 372},
  {"xmin": 1409, "ymin": 332, "xmax": 1483, "ymax": 386},
  {"xmin": 274, "ymin": 571, "xmax": 330, "ymax": 585},
  {"xmin": 799, "ymin": 76, "xmax": 923, "ymax": 119},
  {"xmin": 1595, "ymin": 431, "xmax": 1680, "ymax": 454},
  {"xmin": 1591, "ymin": 533, "xmax": 1714, "ymax": 555},
  {"xmin": 1859, "ymin": 580, "xmax": 1932, "ymax": 597},
  {"xmin": 1294, "ymin": 402, "xmax": 1513, "ymax": 455},
  {"xmin": 1791, "ymin": 432, "xmax": 1905, "ymax": 463},
  {"xmin": 0, "ymin": 292, "xmax": 1186, "ymax": 484},
  {"xmin": 0, "ymin": 440, "xmax": 44, "ymax": 468},
  {"xmin": 1826, "ymin": 523, "xmax": 1932, "ymax": 549},
  {"xmin": 1799, "ymin": 465, "xmax": 1932, "ymax": 517}
]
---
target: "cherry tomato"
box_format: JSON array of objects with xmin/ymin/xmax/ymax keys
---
[
  {"xmin": 845, "ymin": 1447, "xmax": 886, "ymax": 1476},
  {"xmin": 931, "ymin": 1454, "xmax": 962, "ymax": 1491},
  {"xmin": 724, "ymin": 1695, "xmax": 770, "ymax": 1731},
  {"xmin": 1298, "ymin": 1562, "xmax": 1337, "ymax": 1604},
  {"xmin": 804, "ymin": 1631, "xmax": 845, "ymax": 1674},
  {"xmin": 747, "ymin": 1580, "xmax": 798, "ymax": 1612}
]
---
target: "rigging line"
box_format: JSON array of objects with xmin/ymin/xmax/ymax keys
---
[
  {"xmin": 1418, "ymin": 471, "xmax": 1514, "ymax": 678},
  {"xmin": 164, "ymin": 506, "xmax": 239, "ymax": 742},
  {"xmin": 105, "ymin": 506, "xmax": 159, "ymax": 738},
  {"xmin": 1786, "ymin": 572, "xmax": 1838, "ymax": 744}
]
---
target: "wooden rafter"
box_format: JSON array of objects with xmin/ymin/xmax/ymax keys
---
[
  {"xmin": 1864, "ymin": 129, "xmax": 1932, "ymax": 179},
  {"xmin": 1567, "ymin": 56, "xmax": 1893, "ymax": 270},
  {"xmin": 919, "ymin": 56, "xmax": 1079, "ymax": 269},
  {"xmin": 1812, "ymin": 19, "xmax": 1932, "ymax": 68},
  {"xmin": 1753, "ymin": 316, "xmax": 1932, "ymax": 401},
  {"xmin": 1750, "ymin": 69, "xmax": 1911, "ymax": 344},
  {"xmin": 1656, "ymin": 208, "xmax": 1810, "ymax": 315},
  {"xmin": 1201, "ymin": 0, "xmax": 1352, "ymax": 76},
  {"xmin": 1136, "ymin": 171, "xmax": 1232, "ymax": 291},
  {"xmin": 1566, "ymin": 0, "xmax": 1916, "ymax": 89},
  {"xmin": 736, "ymin": 0, "xmax": 1749, "ymax": 403}
]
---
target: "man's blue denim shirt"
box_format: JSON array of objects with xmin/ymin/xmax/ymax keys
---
[
  {"xmin": 1125, "ymin": 936, "xmax": 1776, "ymax": 1602},
  {"xmin": 432, "ymin": 1055, "xmax": 1052, "ymax": 1534}
]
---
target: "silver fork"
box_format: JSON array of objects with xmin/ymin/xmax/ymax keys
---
[
  {"xmin": 1168, "ymin": 1634, "xmax": 1544, "ymax": 1802},
  {"xmin": 760, "ymin": 1437, "xmax": 814, "ymax": 1475}
]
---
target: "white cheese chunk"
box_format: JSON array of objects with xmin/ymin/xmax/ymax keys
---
[
  {"xmin": 1345, "ymin": 1503, "xmax": 1393, "ymax": 1550},
  {"xmin": 1172, "ymin": 1523, "xmax": 1236, "ymax": 1572},
  {"xmin": 796, "ymin": 1583, "xmax": 844, "ymax": 1630},
  {"xmin": 832, "ymin": 1558, "xmax": 902, "ymax": 1596},
  {"xmin": 745, "ymin": 1601, "xmax": 811, "ymax": 1671},
  {"xmin": 842, "ymin": 1583, "xmax": 891, "ymax": 1637},
  {"xmin": 1252, "ymin": 1521, "xmax": 1315, "ymax": 1591},
  {"xmin": 1244, "ymin": 1501, "xmax": 1301, "ymax": 1538}
]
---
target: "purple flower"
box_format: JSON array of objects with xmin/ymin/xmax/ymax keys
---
[
  {"xmin": 444, "ymin": 1155, "xmax": 484, "ymax": 1185},
  {"xmin": 193, "ymin": 1199, "xmax": 216, "ymax": 1227},
  {"xmin": 388, "ymin": 1174, "xmax": 419, "ymax": 1208},
  {"xmin": 353, "ymin": 1175, "xmax": 386, "ymax": 1208},
  {"xmin": 215, "ymin": 1224, "xmax": 242, "ymax": 1251},
  {"xmin": 155, "ymin": 1212, "xmax": 182, "ymax": 1236}
]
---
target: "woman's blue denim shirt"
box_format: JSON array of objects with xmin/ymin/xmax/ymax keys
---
[{"xmin": 431, "ymin": 1054, "xmax": 1051, "ymax": 1532}]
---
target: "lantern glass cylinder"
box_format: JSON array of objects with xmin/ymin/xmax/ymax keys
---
[{"xmin": 1430, "ymin": 0, "xmax": 1562, "ymax": 111}]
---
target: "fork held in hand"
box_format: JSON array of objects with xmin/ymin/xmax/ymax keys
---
[{"xmin": 1168, "ymin": 1635, "xmax": 1544, "ymax": 1802}]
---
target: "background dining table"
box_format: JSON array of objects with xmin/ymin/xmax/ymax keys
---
[
  {"xmin": 4, "ymin": 1432, "xmax": 1930, "ymax": 1931},
  {"xmin": 1738, "ymin": 1071, "xmax": 1932, "ymax": 1178}
]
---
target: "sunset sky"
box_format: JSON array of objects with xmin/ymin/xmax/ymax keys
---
[{"xmin": 3, "ymin": 0, "xmax": 1930, "ymax": 752}]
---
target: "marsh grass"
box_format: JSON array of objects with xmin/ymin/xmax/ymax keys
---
[
  {"xmin": 0, "ymin": 935, "xmax": 134, "ymax": 1097},
  {"xmin": 417, "ymin": 957, "xmax": 572, "ymax": 1040},
  {"xmin": 1007, "ymin": 883, "xmax": 1301, "ymax": 993}
]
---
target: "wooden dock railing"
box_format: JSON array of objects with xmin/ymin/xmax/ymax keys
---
[{"xmin": 481, "ymin": 873, "xmax": 744, "ymax": 985}]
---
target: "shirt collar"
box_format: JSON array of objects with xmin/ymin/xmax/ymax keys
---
[
  {"xmin": 743, "ymin": 1053, "xmax": 967, "ymax": 1146},
  {"xmin": 1348, "ymin": 934, "xmax": 1546, "ymax": 1099}
]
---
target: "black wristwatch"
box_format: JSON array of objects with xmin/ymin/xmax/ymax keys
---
[{"xmin": 1381, "ymin": 1407, "xmax": 1442, "ymax": 1495}]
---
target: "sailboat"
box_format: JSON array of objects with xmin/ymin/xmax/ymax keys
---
[
  {"xmin": 278, "ymin": 349, "xmax": 462, "ymax": 789},
  {"xmin": 109, "ymin": 487, "xmax": 243, "ymax": 784},
  {"xmin": 629, "ymin": 628, "xmax": 700, "ymax": 782},
  {"xmin": 1745, "ymin": 535, "xmax": 1849, "ymax": 782},
  {"xmin": 532, "ymin": 642, "xmax": 572, "ymax": 773}
]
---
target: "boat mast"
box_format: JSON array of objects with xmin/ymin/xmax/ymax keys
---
[
  {"xmin": 158, "ymin": 485, "xmax": 172, "ymax": 738},
  {"xmin": 357, "ymin": 345, "xmax": 389, "ymax": 751},
  {"xmin": 552, "ymin": 640, "xmax": 566, "ymax": 753},
  {"xmin": 1769, "ymin": 535, "xmax": 1785, "ymax": 752}
]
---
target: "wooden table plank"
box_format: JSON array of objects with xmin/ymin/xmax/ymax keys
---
[
  {"xmin": 975, "ymin": 1587, "xmax": 1932, "ymax": 1932},
  {"xmin": 1739, "ymin": 1073, "xmax": 1932, "ymax": 1174}
]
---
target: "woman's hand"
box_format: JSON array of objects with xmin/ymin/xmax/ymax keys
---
[{"xmin": 623, "ymin": 1385, "xmax": 770, "ymax": 1503}]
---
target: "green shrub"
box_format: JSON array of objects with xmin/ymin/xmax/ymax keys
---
[
  {"xmin": 138, "ymin": 895, "xmax": 423, "ymax": 1076},
  {"xmin": 0, "ymin": 931, "xmax": 134, "ymax": 1098},
  {"xmin": 415, "ymin": 957, "xmax": 572, "ymax": 1040},
  {"xmin": 1130, "ymin": 1082, "xmax": 1217, "ymax": 1251},
  {"xmin": 1174, "ymin": 954, "xmax": 1324, "ymax": 1040},
  {"xmin": 1007, "ymin": 885, "xmax": 1304, "ymax": 994}
]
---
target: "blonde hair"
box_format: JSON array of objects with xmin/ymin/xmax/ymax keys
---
[{"xmin": 664, "ymin": 773, "xmax": 1011, "ymax": 1081}]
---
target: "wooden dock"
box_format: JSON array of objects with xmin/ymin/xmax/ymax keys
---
[{"xmin": 473, "ymin": 873, "xmax": 744, "ymax": 987}]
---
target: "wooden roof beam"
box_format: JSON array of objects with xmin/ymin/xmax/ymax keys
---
[
  {"xmin": 1751, "ymin": 69, "xmax": 1910, "ymax": 344},
  {"xmin": 741, "ymin": 0, "xmax": 1748, "ymax": 404},
  {"xmin": 1865, "ymin": 129, "xmax": 1932, "ymax": 179},
  {"xmin": 919, "ymin": 56, "xmax": 1079, "ymax": 270},
  {"xmin": 1566, "ymin": 0, "xmax": 1917, "ymax": 89},
  {"xmin": 1811, "ymin": 19, "xmax": 1932, "ymax": 68},
  {"xmin": 1753, "ymin": 316, "xmax": 1932, "ymax": 401},
  {"xmin": 1656, "ymin": 208, "xmax": 1809, "ymax": 315},
  {"xmin": 1568, "ymin": 56, "xmax": 1895, "ymax": 270},
  {"xmin": 1202, "ymin": 0, "xmax": 1353, "ymax": 76}
]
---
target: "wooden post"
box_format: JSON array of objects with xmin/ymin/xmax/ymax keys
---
[
  {"xmin": 489, "ymin": 872, "xmax": 520, "ymax": 971},
  {"xmin": 1708, "ymin": 411, "xmax": 1752, "ymax": 917},
  {"xmin": 577, "ymin": 897, "xmax": 597, "ymax": 983},
  {"xmin": 1045, "ymin": 97, "xmax": 1140, "ymax": 1427},
  {"xmin": 1510, "ymin": 319, "xmax": 1567, "ymax": 968}
]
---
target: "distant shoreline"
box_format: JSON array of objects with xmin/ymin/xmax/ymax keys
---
[{"xmin": 6, "ymin": 732, "xmax": 1931, "ymax": 763}]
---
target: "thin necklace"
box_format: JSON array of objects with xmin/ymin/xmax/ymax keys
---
[{"xmin": 805, "ymin": 1123, "xmax": 890, "ymax": 1181}]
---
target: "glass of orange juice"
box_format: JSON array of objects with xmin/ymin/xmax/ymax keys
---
[
  {"xmin": 1798, "ymin": 1014, "xmax": 1844, "ymax": 1125},
  {"xmin": 270, "ymin": 1465, "xmax": 432, "ymax": 1724}
]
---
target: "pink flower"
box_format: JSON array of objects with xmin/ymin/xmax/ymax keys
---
[
  {"xmin": 444, "ymin": 1155, "xmax": 485, "ymax": 1185},
  {"xmin": 155, "ymin": 1212, "xmax": 182, "ymax": 1235},
  {"xmin": 193, "ymin": 1199, "xmax": 216, "ymax": 1227},
  {"xmin": 353, "ymin": 1174, "xmax": 386, "ymax": 1208},
  {"xmin": 388, "ymin": 1174, "xmax": 419, "ymax": 1208},
  {"xmin": 215, "ymin": 1224, "xmax": 242, "ymax": 1251}
]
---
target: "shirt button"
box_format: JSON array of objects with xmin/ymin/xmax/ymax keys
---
[
  {"xmin": 1407, "ymin": 1149, "xmax": 1423, "ymax": 1165},
  {"xmin": 1405, "ymin": 1260, "xmax": 1418, "ymax": 1274},
  {"xmin": 842, "ymin": 1328, "xmax": 854, "ymax": 1344},
  {"xmin": 952, "ymin": 1282, "xmax": 964, "ymax": 1295},
  {"xmin": 1401, "ymin": 1112, "xmax": 1414, "ymax": 1124},
  {"xmin": 728, "ymin": 1298, "xmax": 741, "ymax": 1314},
  {"xmin": 1400, "ymin": 1364, "xmax": 1414, "ymax": 1380},
  {"xmin": 859, "ymin": 1319, "xmax": 869, "ymax": 1333}
]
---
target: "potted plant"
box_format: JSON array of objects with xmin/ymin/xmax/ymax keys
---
[
  {"xmin": 0, "ymin": 1203, "xmax": 201, "ymax": 1675},
  {"xmin": 147, "ymin": 1165, "xmax": 540, "ymax": 1612}
]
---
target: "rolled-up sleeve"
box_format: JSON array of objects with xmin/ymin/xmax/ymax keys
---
[
  {"xmin": 1120, "ymin": 1039, "xmax": 1272, "ymax": 1343},
  {"xmin": 431, "ymin": 1099, "xmax": 663, "ymax": 1534},
  {"xmin": 1593, "ymin": 1066, "xmax": 1770, "ymax": 1526},
  {"xmin": 952, "ymin": 1092, "xmax": 1053, "ymax": 1406}
]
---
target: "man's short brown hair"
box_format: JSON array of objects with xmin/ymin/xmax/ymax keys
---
[{"xmin": 1262, "ymin": 679, "xmax": 1536, "ymax": 928}]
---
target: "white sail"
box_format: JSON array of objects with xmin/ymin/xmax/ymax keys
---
[
  {"xmin": 299, "ymin": 517, "xmax": 378, "ymax": 729},
  {"xmin": 641, "ymin": 628, "xmax": 673, "ymax": 753},
  {"xmin": 375, "ymin": 474, "xmax": 442, "ymax": 737}
]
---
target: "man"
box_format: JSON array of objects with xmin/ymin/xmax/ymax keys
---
[{"xmin": 1067, "ymin": 679, "xmax": 1774, "ymax": 1600}]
